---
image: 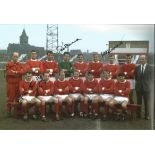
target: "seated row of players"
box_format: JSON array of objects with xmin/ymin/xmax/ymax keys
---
[
  {"xmin": 6, "ymin": 50, "xmax": 135, "ymax": 121},
  {"xmin": 19, "ymin": 69, "xmax": 130, "ymax": 121}
]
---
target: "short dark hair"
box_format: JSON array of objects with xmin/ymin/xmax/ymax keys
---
[
  {"xmin": 118, "ymin": 72, "xmax": 125, "ymax": 77},
  {"xmin": 63, "ymin": 52, "xmax": 70, "ymax": 56},
  {"xmin": 87, "ymin": 71, "xmax": 93, "ymax": 76},
  {"xmin": 31, "ymin": 50, "xmax": 36, "ymax": 53},
  {"xmin": 46, "ymin": 50, "xmax": 53, "ymax": 55},
  {"xmin": 26, "ymin": 71, "xmax": 33, "ymax": 75},
  {"xmin": 102, "ymin": 70, "xmax": 110, "ymax": 74}
]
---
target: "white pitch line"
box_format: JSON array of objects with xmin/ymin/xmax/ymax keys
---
[{"xmin": 95, "ymin": 119, "xmax": 101, "ymax": 130}]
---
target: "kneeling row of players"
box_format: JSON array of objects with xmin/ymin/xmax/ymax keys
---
[{"xmin": 18, "ymin": 70, "xmax": 131, "ymax": 121}]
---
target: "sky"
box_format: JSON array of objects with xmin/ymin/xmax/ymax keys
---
[{"xmin": 0, "ymin": 24, "xmax": 154, "ymax": 53}]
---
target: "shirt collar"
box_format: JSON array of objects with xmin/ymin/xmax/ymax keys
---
[
  {"xmin": 141, "ymin": 63, "xmax": 147, "ymax": 68},
  {"xmin": 25, "ymin": 79, "xmax": 32, "ymax": 82},
  {"xmin": 31, "ymin": 59, "xmax": 38, "ymax": 61},
  {"xmin": 58, "ymin": 79, "xmax": 65, "ymax": 82},
  {"xmin": 46, "ymin": 60, "xmax": 53, "ymax": 62},
  {"xmin": 103, "ymin": 77, "xmax": 111, "ymax": 81},
  {"xmin": 73, "ymin": 77, "xmax": 79, "ymax": 80}
]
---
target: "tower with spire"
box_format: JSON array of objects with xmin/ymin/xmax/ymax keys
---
[{"xmin": 20, "ymin": 29, "xmax": 28, "ymax": 45}]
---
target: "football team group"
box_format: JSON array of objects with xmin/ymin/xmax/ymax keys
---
[{"xmin": 5, "ymin": 50, "xmax": 152, "ymax": 122}]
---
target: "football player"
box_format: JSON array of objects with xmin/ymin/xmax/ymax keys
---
[
  {"xmin": 73, "ymin": 54, "xmax": 88, "ymax": 80},
  {"xmin": 25, "ymin": 50, "xmax": 44, "ymax": 82},
  {"xmin": 58, "ymin": 52, "xmax": 74, "ymax": 79},
  {"xmin": 54, "ymin": 70, "xmax": 74, "ymax": 118},
  {"xmin": 82, "ymin": 72, "xmax": 99, "ymax": 119},
  {"xmin": 88, "ymin": 53, "xmax": 103, "ymax": 79},
  {"xmin": 42, "ymin": 50, "xmax": 59, "ymax": 82},
  {"xmin": 98, "ymin": 70, "xmax": 115, "ymax": 120},
  {"xmin": 19, "ymin": 71, "xmax": 41, "ymax": 120},
  {"xmin": 120, "ymin": 54, "xmax": 136, "ymax": 104},
  {"xmin": 103, "ymin": 54, "xmax": 119, "ymax": 79},
  {"xmin": 38, "ymin": 72, "xmax": 59, "ymax": 121},
  {"xmin": 108, "ymin": 73, "xmax": 131, "ymax": 120},
  {"xmin": 69, "ymin": 70, "xmax": 85, "ymax": 116}
]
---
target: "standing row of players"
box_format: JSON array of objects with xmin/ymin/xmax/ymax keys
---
[{"xmin": 6, "ymin": 50, "xmax": 135, "ymax": 121}]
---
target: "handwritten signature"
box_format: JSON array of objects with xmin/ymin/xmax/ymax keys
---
[
  {"xmin": 101, "ymin": 41, "xmax": 123, "ymax": 57},
  {"xmin": 59, "ymin": 38, "xmax": 82, "ymax": 52}
]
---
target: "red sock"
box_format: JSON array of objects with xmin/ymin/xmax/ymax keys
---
[
  {"xmin": 55, "ymin": 101, "xmax": 61, "ymax": 114},
  {"xmin": 92, "ymin": 102, "xmax": 99, "ymax": 114},
  {"xmin": 80, "ymin": 101, "xmax": 84, "ymax": 112},
  {"xmin": 41, "ymin": 104, "xmax": 46, "ymax": 117},
  {"xmin": 112, "ymin": 106, "xmax": 117, "ymax": 113},
  {"xmin": 104, "ymin": 104, "xmax": 109, "ymax": 115},
  {"xmin": 80, "ymin": 101, "xmax": 88, "ymax": 113},
  {"xmin": 84, "ymin": 103, "xmax": 88, "ymax": 114},
  {"xmin": 71, "ymin": 101, "xmax": 75, "ymax": 113},
  {"xmin": 34, "ymin": 104, "xmax": 39, "ymax": 114},
  {"xmin": 65, "ymin": 102, "xmax": 70, "ymax": 113},
  {"xmin": 22, "ymin": 104, "xmax": 28, "ymax": 114}
]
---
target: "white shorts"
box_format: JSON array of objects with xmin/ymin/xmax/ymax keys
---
[
  {"xmin": 114, "ymin": 96, "xmax": 129, "ymax": 104},
  {"xmin": 55, "ymin": 95, "xmax": 69, "ymax": 101},
  {"xmin": 69, "ymin": 93, "xmax": 81, "ymax": 100},
  {"xmin": 85, "ymin": 94, "xmax": 98, "ymax": 100},
  {"xmin": 100, "ymin": 94, "xmax": 114, "ymax": 101},
  {"xmin": 19, "ymin": 96, "xmax": 36, "ymax": 102},
  {"xmin": 127, "ymin": 79, "xmax": 135, "ymax": 89},
  {"xmin": 38, "ymin": 96, "xmax": 56, "ymax": 103},
  {"xmin": 32, "ymin": 76, "xmax": 42, "ymax": 82}
]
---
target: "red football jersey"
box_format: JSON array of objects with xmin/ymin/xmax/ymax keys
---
[
  {"xmin": 102, "ymin": 63, "xmax": 119, "ymax": 78},
  {"xmin": 38, "ymin": 80, "xmax": 54, "ymax": 96},
  {"xmin": 83, "ymin": 78, "xmax": 99, "ymax": 94},
  {"xmin": 69, "ymin": 77, "xmax": 84, "ymax": 93},
  {"xmin": 114, "ymin": 80, "xmax": 130, "ymax": 97},
  {"xmin": 88, "ymin": 61, "xmax": 103, "ymax": 78},
  {"xmin": 25, "ymin": 59, "xmax": 44, "ymax": 76},
  {"xmin": 19, "ymin": 80, "xmax": 37, "ymax": 96},
  {"xmin": 42, "ymin": 60, "xmax": 59, "ymax": 76},
  {"xmin": 121, "ymin": 63, "xmax": 136, "ymax": 79},
  {"xmin": 98, "ymin": 78, "xmax": 115, "ymax": 94},
  {"xmin": 73, "ymin": 62, "xmax": 88, "ymax": 77},
  {"xmin": 54, "ymin": 79, "xmax": 71, "ymax": 95},
  {"xmin": 6, "ymin": 61, "xmax": 24, "ymax": 84}
]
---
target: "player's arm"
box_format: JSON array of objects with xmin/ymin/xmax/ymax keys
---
[
  {"xmin": 30, "ymin": 82, "xmax": 37, "ymax": 96},
  {"xmin": 93, "ymin": 81, "xmax": 99, "ymax": 93},
  {"xmin": 53, "ymin": 62, "xmax": 59, "ymax": 73},
  {"xmin": 129, "ymin": 65, "xmax": 136, "ymax": 77},
  {"xmin": 123, "ymin": 81, "xmax": 131, "ymax": 96},
  {"xmin": 114, "ymin": 83, "xmax": 120, "ymax": 96},
  {"xmin": 19, "ymin": 81, "xmax": 28, "ymax": 95},
  {"xmin": 6, "ymin": 63, "xmax": 17, "ymax": 75},
  {"xmin": 48, "ymin": 82, "xmax": 54, "ymax": 95},
  {"xmin": 38, "ymin": 61, "xmax": 44, "ymax": 74},
  {"xmin": 38, "ymin": 82, "xmax": 45, "ymax": 95}
]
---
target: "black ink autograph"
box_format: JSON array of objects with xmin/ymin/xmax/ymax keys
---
[
  {"xmin": 59, "ymin": 38, "xmax": 82, "ymax": 52},
  {"xmin": 101, "ymin": 41, "xmax": 123, "ymax": 57}
]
